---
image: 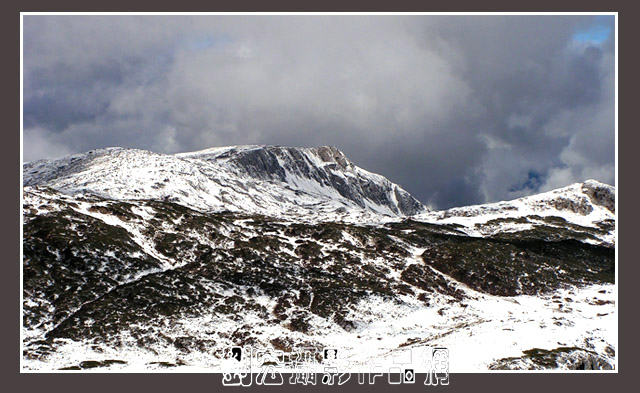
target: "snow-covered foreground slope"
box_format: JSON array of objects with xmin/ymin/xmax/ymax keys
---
[
  {"xmin": 22, "ymin": 146, "xmax": 616, "ymax": 372},
  {"xmin": 24, "ymin": 272, "xmax": 615, "ymax": 372}
]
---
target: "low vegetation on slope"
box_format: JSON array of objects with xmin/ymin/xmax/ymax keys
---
[{"xmin": 22, "ymin": 188, "xmax": 615, "ymax": 366}]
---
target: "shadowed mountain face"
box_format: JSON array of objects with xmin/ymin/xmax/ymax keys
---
[
  {"xmin": 181, "ymin": 145, "xmax": 427, "ymax": 216},
  {"xmin": 22, "ymin": 146, "xmax": 616, "ymax": 371}
]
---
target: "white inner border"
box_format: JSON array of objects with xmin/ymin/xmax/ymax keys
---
[{"xmin": 19, "ymin": 11, "xmax": 619, "ymax": 374}]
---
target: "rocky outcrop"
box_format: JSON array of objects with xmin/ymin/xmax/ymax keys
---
[
  {"xmin": 489, "ymin": 347, "xmax": 615, "ymax": 370},
  {"xmin": 582, "ymin": 179, "xmax": 615, "ymax": 213}
]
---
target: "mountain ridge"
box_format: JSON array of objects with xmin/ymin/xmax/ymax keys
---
[
  {"xmin": 23, "ymin": 145, "xmax": 615, "ymax": 222},
  {"xmin": 23, "ymin": 145, "xmax": 427, "ymax": 220}
]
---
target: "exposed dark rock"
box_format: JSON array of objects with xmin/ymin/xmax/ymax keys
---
[
  {"xmin": 489, "ymin": 347, "xmax": 614, "ymax": 370},
  {"xmin": 582, "ymin": 180, "xmax": 615, "ymax": 213},
  {"xmin": 216, "ymin": 145, "xmax": 426, "ymax": 216}
]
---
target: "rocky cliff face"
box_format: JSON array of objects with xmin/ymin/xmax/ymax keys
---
[{"xmin": 179, "ymin": 145, "xmax": 426, "ymax": 216}]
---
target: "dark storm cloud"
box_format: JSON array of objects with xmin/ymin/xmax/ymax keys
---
[{"xmin": 22, "ymin": 15, "xmax": 615, "ymax": 209}]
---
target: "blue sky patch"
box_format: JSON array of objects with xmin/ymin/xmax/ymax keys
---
[
  {"xmin": 187, "ymin": 34, "xmax": 232, "ymax": 51},
  {"xmin": 573, "ymin": 15, "xmax": 614, "ymax": 44},
  {"xmin": 509, "ymin": 170, "xmax": 545, "ymax": 193}
]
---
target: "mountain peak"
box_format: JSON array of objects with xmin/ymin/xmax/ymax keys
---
[
  {"xmin": 525, "ymin": 179, "xmax": 615, "ymax": 215},
  {"xmin": 312, "ymin": 145, "xmax": 351, "ymax": 169}
]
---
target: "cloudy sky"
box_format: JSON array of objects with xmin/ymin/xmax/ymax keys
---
[{"xmin": 22, "ymin": 14, "xmax": 615, "ymax": 209}]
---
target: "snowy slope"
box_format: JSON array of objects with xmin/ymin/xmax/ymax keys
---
[
  {"xmin": 22, "ymin": 185, "xmax": 615, "ymax": 372},
  {"xmin": 415, "ymin": 180, "xmax": 615, "ymax": 246}
]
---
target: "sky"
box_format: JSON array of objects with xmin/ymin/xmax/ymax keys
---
[{"xmin": 22, "ymin": 14, "xmax": 615, "ymax": 209}]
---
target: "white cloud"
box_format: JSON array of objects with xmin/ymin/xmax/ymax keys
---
[{"xmin": 23, "ymin": 127, "xmax": 74, "ymax": 162}]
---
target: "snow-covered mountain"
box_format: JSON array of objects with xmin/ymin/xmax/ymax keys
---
[
  {"xmin": 21, "ymin": 146, "xmax": 616, "ymax": 372},
  {"xmin": 23, "ymin": 145, "xmax": 426, "ymax": 221},
  {"xmin": 417, "ymin": 179, "xmax": 615, "ymax": 247}
]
